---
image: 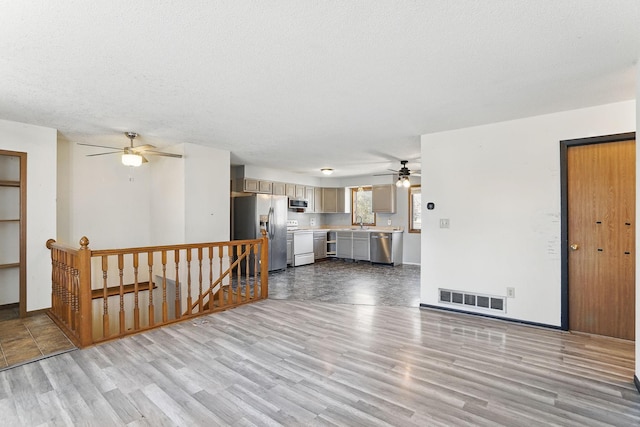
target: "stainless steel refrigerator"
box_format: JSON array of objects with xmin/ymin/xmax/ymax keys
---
[{"xmin": 232, "ymin": 194, "xmax": 288, "ymax": 272}]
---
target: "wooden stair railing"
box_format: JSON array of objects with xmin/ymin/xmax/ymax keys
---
[{"xmin": 46, "ymin": 231, "xmax": 269, "ymax": 348}]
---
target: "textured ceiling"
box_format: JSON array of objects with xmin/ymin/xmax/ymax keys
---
[{"xmin": 1, "ymin": 1, "xmax": 639, "ymax": 177}]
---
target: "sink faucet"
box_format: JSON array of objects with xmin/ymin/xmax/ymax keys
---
[{"xmin": 357, "ymin": 215, "xmax": 364, "ymax": 229}]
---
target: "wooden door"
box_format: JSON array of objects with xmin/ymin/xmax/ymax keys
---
[{"xmin": 568, "ymin": 139, "xmax": 635, "ymax": 340}]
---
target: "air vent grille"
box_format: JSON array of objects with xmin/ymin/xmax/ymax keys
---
[{"xmin": 439, "ymin": 288, "xmax": 506, "ymax": 313}]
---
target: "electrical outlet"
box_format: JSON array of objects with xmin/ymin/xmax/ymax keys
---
[
  {"xmin": 387, "ymin": 219, "xmax": 392, "ymax": 226},
  {"xmin": 310, "ymin": 217, "xmax": 316, "ymax": 227},
  {"xmin": 507, "ymin": 287, "xmax": 515, "ymax": 298},
  {"xmin": 439, "ymin": 218, "xmax": 450, "ymax": 228}
]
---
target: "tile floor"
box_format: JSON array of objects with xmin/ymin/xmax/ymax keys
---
[
  {"xmin": 269, "ymin": 258, "xmax": 421, "ymax": 306},
  {"xmin": 0, "ymin": 306, "xmax": 75, "ymax": 370}
]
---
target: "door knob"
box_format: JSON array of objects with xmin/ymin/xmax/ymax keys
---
[{"xmin": 570, "ymin": 244, "xmax": 579, "ymax": 251}]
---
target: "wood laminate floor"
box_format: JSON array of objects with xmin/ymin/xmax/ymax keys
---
[{"xmin": 0, "ymin": 299, "xmax": 638, "ymax": 426}]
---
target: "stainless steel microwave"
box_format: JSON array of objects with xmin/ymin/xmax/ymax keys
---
[{"xmin": 288, "ymin": 198, "xmax": 308, "ymax": 210}]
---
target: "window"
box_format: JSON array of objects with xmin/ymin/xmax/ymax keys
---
[
  {"xmin": 409, "ymin": 185, "xmax": 421, "ymax": 233},
  {"xmin": 351, "ymin": 187, "xmax": 375, "ymax": 226}
]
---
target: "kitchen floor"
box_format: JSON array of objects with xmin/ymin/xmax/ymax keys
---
[
  {"xmin": 0, "ymin": 306, "xmax": 76, "ymax": 371},
  {"xmin": 269, "ymin": 258, "xmax": 421, "ymax": 306}
]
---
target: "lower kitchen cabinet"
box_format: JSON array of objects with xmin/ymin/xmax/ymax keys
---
[
  {"xmin": 336, "ymin": 231, "xmax": 352, "ymax": 258},
  {"xmin": 286, "ymin": 232, "xmax": 293, "ymax": 265},
  {"xmin": 313, "ymin": 231, "xmax": 327, "ymax": 260},
  {"xmin": 352, "ymin": 231, "xmax": 370, "ymax": 261},
  {"xmin": 326, "ymin": 231, "xmax": 337, "ymax": 257}
]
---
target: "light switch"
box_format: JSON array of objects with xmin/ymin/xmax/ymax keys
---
[{"xmin": 439, "ymin": 218, "xmax": 450, "ymax": 228}]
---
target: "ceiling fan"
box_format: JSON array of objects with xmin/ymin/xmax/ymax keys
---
[
  {"xmin": 376, "ymin": 160, "xmax": 421, "ymax": 187},
  {"xmin": 78, "ymin": 132, "xmax": 183, "ymax": 167}
]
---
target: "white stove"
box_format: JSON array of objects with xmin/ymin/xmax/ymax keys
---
[{"xmin": 286, "ymin": 220, "xmax": 314, "ymax": 266}]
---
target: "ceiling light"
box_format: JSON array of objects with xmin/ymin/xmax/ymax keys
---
[
  {"xmin": 122, "ymin": 153, "xmax": 143, "ymax": 167},
  {"xmin": 396, "ymin": 176, "xmax": 411, "ymax": 188},
  {"xmin": 321, "ymin": 168, "xmax": 334, "ymax": 175}
]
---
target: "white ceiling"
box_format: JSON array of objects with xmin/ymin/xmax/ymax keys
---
[{"xmin": 1, "ymin": 1, "xmax": 639, "ymax": 177}]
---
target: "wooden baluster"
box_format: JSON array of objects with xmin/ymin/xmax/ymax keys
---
[
  {"xmin": 217, "ymin": 246, "xmax": 223, "ymax": 309},
  {"xmin": 118, "ymin": 254, "xmax": 125, "ymax": 335},
  {"xmin": 214, "ymin": 246, "xmax": 222, "ymax": 311},
  {"xmin": 102, "ymin": 255, "xmax": 110, "ymax": 338},
  {"xmin": 72, "ymin": 261, "xmax": 80, "ymax": 332},
  {"xmin": 260, "ymin": 229, "xmax": 269, "ymax": 299},
  {"xmin": 133, "ymin": 253, "xmax": 140, "ymax": 330},
  {"xmin": 161, "ymin": 250, "xmax": 168, "ymax": 323},
  {"xmin": 63, "ymin": 251, "xmax": 70, "ymax": 323},
  {"xmin": 227, "ymin": 245, "xmax": 234, "ymax": 307},
  {"xmin": 252, "ymin": 243, "xmax": 259, "ymax": 299},
  {"xmin": 198, "ymin": 248, "xmax": 204, "ymax": 312},
  {"xmin": 244, "ymin": 244, "xmax": 250, "ymax": 302},
  {"xmin": 77, "ymin": 236, "xmax": 93, "ymax": 347},
  {"xmin": 148, "ymin": 251, "xmax": 155, "ymax": 327},
  {"xmin": 174, "ymin": 250, "xmax": 181, "ymax": 320},
  {"xmin": 186, "ymin": 248, "xmax": 193, "ymax": 315}
]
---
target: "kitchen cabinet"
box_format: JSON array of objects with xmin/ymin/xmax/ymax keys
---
[
  {"xmin": 336, "ymin": 231, "xmax": 353, "ymax": 258},
  {"xmin": 0, "ymin": 151, "xmax": 26, "ymax": 316},
  {"xmin": 272, "ymin": 182, "xmax": 286, "ymax": 196},
  {"xmin": 352, "ymin": 231, "xmax": 370, "ymax": 261},
  {"xmin": 286, "ymin": 232, "xmax": 293, "ymax": 265},
  {"xmin": 322, "ymin": 187, "xmax": 347, "ymax": 213},
  {"xmin": 295, "ymin": 185, "xmax": 306, "ymax": 199},
  {"xmin": 313, "ymin": 231, "xmax": 327, "ymax": 260},
  {"xmin": 314, "ymin": 187, "xmax": 323, "ymax": 213},
  {"xmin": 285, "ymin": 183, "xmax": 296, "ymax": 198},
  {"xmin": 243, "ymin": 178, "xmax": 272, "ymax": 194},
  {"xmin": 305, "ymin": 187, "xmax": 315, "ymax": 213},
  {"xmin": 372, "ymin": 184, "xmax": 396, "ymax": 213},
  {"xmin": 326, "ymin": 231, "xmax": 337, "ymax": 257}
]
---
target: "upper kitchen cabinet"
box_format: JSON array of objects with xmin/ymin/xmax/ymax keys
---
[
  {"xmin": 243, "ymin": 178, "xmax": 272, "ymax": 194},
  {"xmin": 322, "ymin": 187, "xmax": 347, "ymax": 213},
  {"xmin": 285, "ymin": 183, "xmax": 296, "ymax": 198},
  {"xmin": 272, "ymin": 182, "xmax": 286, "ymax": 196},
  {"xmin": 314, "ymin": 187, "xmax": 323, "ymax": 213},
  {"xmin": 295, "ymin": 185, "xmax": 306, "ymax": 199},
  {"xmin": 372, "ymin": 184, "xmax": 396, "ymax": 213},
  {"xmin": 305, "ymin": 186, "xmax": 315, "ymax": 213}
]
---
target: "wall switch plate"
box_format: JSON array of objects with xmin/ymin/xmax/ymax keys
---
[
  {"xmin": 310, "ymin": 217, "xmax": 316, "ymax": 226},
  {"xmin": 387, "ymin": 219, "xmax": 392, "ymax": 225},
  {"xmin": 507, "ymin": 287, "xmax": 515, "ymax": 298},
  {"xmin": 439, "ymin": 218, "xmax": 450, "ymax": 228}
]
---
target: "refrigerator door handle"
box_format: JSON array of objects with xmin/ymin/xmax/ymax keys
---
[{"xmin": 268, "ymin": 207, "xmax": 275, "ymax": 240}]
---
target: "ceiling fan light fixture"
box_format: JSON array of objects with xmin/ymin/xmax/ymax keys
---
[
  {"xmin": 321, "ymin": 168, "xmax": 334, "ymax": 175},
  {"xmin": 396, "ymin": 175, "xmax": 410, "ymax": 188},
  {"xmin": 122, "ymin": 153, "xmax": 143, "ymax": 167}
]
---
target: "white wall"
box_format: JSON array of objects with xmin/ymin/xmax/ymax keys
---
[
  {"xmin": 421, "ymin": 100, "xmax": 636, "ymax": 326},
  {"xmin": 0, "ymin": 119, "xmax": 57, "ymax": 312},
  {"xmin": 59, "ymin": 140, "xmax": 152, "ymax": 248},
  {"xmin": 183, "ymin": 143, "xmax": 230, "ymax": 242}
]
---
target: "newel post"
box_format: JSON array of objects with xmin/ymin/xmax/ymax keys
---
[
  {"xmin": 77, "ymin": 236, "xmax": 93, "ymax": 347},
  {"xmin": 260, "ymin": 229, "xmax": 269, "ymax": 299}
]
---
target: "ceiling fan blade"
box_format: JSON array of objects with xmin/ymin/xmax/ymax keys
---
[
  {"xmin": 387, "ymin": 168, "xmax": 399, "ymax": 173},
  {"xmin": 78, "ymin": 142, "xmax": 122, "ymax": 150},
  {"xmin": 141, "ymin": 154, "xmax": 149, "ymax": 163},
  {"xmin": 132, "ymin": 144, "xmax": 156, "ymax": 152},
  {"xmin": 373, "ymin": 172, "xmax": 396, "ymax": 176},
  {"xmin": 143, "ymin": 150, "xmax": 183, "ymax": 158},
  {"xmin": 86, "ymin": 151, "xmax": 122, "ymax": 157}
]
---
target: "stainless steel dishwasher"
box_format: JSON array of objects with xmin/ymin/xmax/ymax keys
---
[{"xmin": 370, "ymin": 231, "xmax": 403, "ymax": 265}]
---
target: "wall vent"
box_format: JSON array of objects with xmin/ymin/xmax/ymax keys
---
[{"xmin": 439, "ymin": 288, "xmax": 506, "ymax": 313}]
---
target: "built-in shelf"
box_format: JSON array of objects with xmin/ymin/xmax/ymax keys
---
[
  {"xmin": 0, "ymin": 150, "xmax": 26, "ymax": 317},
  {"xmin": 0, "ymin": 263, "xmax": 20, "ymax": 270}
]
